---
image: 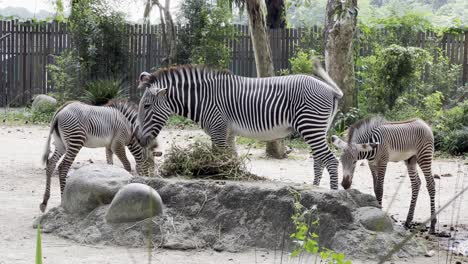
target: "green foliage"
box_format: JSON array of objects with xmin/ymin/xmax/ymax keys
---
[
  {"xmin": 166, "ymin": 115, "xmax": 196, "ymax": 128},
  {"xmin": 290, "ymin": 50, "xmax": 312, "ymax": 74},
  {"xmin": 36, "ymin": 224, "xmax": 42, "ymax": 264},
  {"xmin": 31, "ymin": 101, "xmax": 57, "ymax": 124},
  {"xmin": 433, "ymin": 101, "xmax": 468, "ymax": 155},
  {"xmin": 357, "ymin": 44, "xmax": 430, "ymax": 113},
  {"xmin": 386, "ymin": 91, "xmax": 444, "ymax": 122},
  {"xmin": 160, "ymin": 141, "xmax": 261, "ymax": 180},
  {"xmin": 290, "ymin": 190, "xmax": 352, "ymax": 263},
  {"xmin": 423, "ymin": 50, "xmax": 462, "ymax": 101},
  {"xmin": 177, "ymin": 0, "xmax": 236, "ymax": 68},
  {"xmin": 281, "ymin": 49, "xmax": 322, "ymax": 75},
  {"xmin": 332, "ymin": 107, "xmax": 365, "ymax": 137},
  {"xmin": 69, "ymin": 0, "xmax": 128, "ymax": 81},
  {"xmin": 54, "ymin": 0, "xmax": 66, "ymax": 22},
  {"xmin": 46, "ymin": 50, "xmax": 81, "ymax": 104},
  {"xmin": 82, "ymin": 79, "xmax": 127, "ymax": 106}
]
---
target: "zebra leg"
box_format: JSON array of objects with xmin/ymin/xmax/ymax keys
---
[
  {"xmin": 146, "ymin": 156, "xmax": 156, "ymax": 177},
  {"xmin": 369, "ymin": 162, "xmax": 379, "ymax": 199},
  {"xmin": 374, "ymin": 163, "xmax": 388, "ymax": 205},
  {"xmin": 404, "ymin": 156, "xmax": 421, "ymax": 229},
  {"xmin": 106, "ymin": 147, "xmax": 113, "ymax": 165},
  {"xmin": 113, "ymin": 144, "xmax": 132, "ymax": 172},
  {"xmin": 226, "ymin": 129, "xmax": 238, "ymax": 155},
  {"xmin": 40, "ymin": 148, "xmax": 64, "ymax": 212},
  {"xmin": 127, "ymin": 140, "xmax": 150, "ymax": 176},
  {"xmin": 57, "ymin": 145, "xmax": 82, "ymax": 197},
  {"xmin": 313, "ymin": 158, "xmax": 324, "ymax": 184},
  {"xmin": 296, "ymin": 127, "xmax": 338, "ymax": 189},
  {"xmin": 417, "ymin": 152, "xmax": 436, "ymax": 234}
]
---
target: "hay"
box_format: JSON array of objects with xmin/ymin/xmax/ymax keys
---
[{"xmin": 160, "ymin": 141, "xmax": 263, "ymax": 181}]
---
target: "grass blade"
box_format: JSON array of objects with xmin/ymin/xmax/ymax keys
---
[{"xmin": 36, "ymin": 224, "xmax": 42, "ymax": 264}]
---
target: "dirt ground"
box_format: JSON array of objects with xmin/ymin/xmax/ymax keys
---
[{"xmin": 0, "ymin": 124, "xmax": 467, "ymax": 264}]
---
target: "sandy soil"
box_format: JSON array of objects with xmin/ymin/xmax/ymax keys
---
[{"xmin": 0, "ymin": 124, "xmax": 467, "ymax": 264}]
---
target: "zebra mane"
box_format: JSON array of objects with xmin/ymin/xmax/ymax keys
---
[
  {"xmin": 347, "ymin": 116, "xmax": 386, "ymax": 143},
  {"xmin": 144, "ymin": 65, "xmax": 232, "ymax": 84},
  {"xmin": 106, "ymin": 99, "xmax": 138, "ymax": 125}
]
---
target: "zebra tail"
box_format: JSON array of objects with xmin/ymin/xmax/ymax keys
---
[
  {"xmin": 312, "ymin": 58, "xmax": 343, "ymax": 98},
  {"xmin": 41, "ymin": 101, "xmax": 72, "ymax": 164},
  {"xmin": 42, "ymin": 117, "xmax": 56, "ymax": 165}
]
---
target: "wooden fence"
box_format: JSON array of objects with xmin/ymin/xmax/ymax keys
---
[{"xmin": 0, "ymin": 19, "xmax": 467, "ymax": 106}]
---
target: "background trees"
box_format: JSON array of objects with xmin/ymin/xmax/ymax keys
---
[{"xmin": 5, "ymin": 0, "xmax": 464, "ymax": 154}]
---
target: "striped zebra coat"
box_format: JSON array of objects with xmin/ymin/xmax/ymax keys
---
[
  {"xmin": 40, "ymin": 100, "xmax": 157, "ymax": 212},
  {"xmin": 332, "ymin": 117, "xmax": 436, "ymax": 233},
  {"xmin": 136, "ymin": 63, "xmax": 343, "ymax": 189}
]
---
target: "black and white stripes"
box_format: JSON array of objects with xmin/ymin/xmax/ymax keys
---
[
  {"xmin": 137, "ymin": 64, "xmax": 342, "ymax": 189},
  {"xmin": 40, "ymin": 100, "xmax": 157, "ymax": 212},
  {"xmin": 332, "ymin": 117, "xmax": 436, "ymax": 233}
]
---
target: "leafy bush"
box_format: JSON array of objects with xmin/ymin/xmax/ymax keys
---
[
  {"xmin": 357, "ymin": 45, "xmax": 430, "ymax": 113},
  {"xmin": 442, "ymin": 127, "xmax": 468, "ymax": 156},
  {"xmin": 290, "ymin": 50, "xmax": 313, "ymax": 74},
  {"xmin": 386, "ymin": 91, "xmax": 444, "ymax": 122},
  {"xmin": 31, "ymin": 101, "xmax": 57, "ymax": 124},
  {"xmin": 433, "ymin": 101, "xmax": 468, "ymax": 155},
  {"xmin": 82, "ymin": 79, "xmax": 127, "ymax": 106},
  {"xmin": 69, "ymin": 0, "xmax": 128, "ymax": 84},
  {"xmin": 47, "ymin": 50, "xmax": 81, "ymax": 104},
  {"xmin": 177, "ymin": 0, "xmax": 236, "ymax": 68}
]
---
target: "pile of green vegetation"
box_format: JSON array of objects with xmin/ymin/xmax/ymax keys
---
[{"xmin": 160, "ymin": 141, "xmax": 263, "ymax": 181}]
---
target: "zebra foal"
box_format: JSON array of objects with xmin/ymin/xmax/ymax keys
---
[
  {"xmin": 332, "ymin": 117, "xmax": 436, "ymax": 233},
  {"xmin": 40, "ymin": 100, "xmax": 157, "ymax": 212},
  {"xmin": 136, "ymin": 62, "xmax": 343, "ymax": 189}
]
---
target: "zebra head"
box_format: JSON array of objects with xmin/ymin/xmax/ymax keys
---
[
  {"xmin": 137, "ymin": 72, "xmax": 172, "ymax": 147},
  {"xmin": 332, "ymin": 135, "xmax": 379, "ymax": 189}
]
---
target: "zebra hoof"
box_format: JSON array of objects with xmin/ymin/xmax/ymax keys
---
[{"xmin": 39, "ymin": 203, "xmax": 47, "ymax": 212}]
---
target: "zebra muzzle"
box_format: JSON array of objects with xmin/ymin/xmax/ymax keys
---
[{"xmin": 341, "ymin": 176, "xmax": 352, "ymax": 190}]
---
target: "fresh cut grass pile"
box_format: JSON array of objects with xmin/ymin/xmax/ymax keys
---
[{"xmin": 160, "ymin": 141, "xmax": 263, "ymax": 181}]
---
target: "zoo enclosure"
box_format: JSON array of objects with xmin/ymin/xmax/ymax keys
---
[{"xmin": 0, "ymin": 19, "xmax": 467, "ymax": 107}]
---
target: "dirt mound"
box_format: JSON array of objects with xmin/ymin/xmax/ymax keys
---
[{"xmin": 36, "ymin": 178, "xmax": 425, "ymax": 260}]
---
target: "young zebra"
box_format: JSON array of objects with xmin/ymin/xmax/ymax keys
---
[
  {"xmin": 332, "ymin": 117, "xmax": 436, "ymax": 233},
  {"xmin": 40, "ymin": 100, "xmax": 158, "ymax": 212}
]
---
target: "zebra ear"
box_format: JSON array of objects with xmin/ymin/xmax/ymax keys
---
[
  {"xmin": 356, "ymin": 142, "xmax": 379, "ymax": 152},
  {"xmin": 157, "ymin": 88, "xmax": 167, "ymax": 96},
  {"xmin": 148, "ymin": 87, "xmax": 158, "ymax": 96},
  {"xmin": 331, "ymin": 135, "xmax": 348, "ymax": 150},
  {"xmin": 139, "ymin": 72, "xmax": 151, "ymax": 82}
]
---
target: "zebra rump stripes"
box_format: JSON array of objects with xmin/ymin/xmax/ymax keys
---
[
  {"xmin": 137, "ymin": 63, "xmax": 343, "ymax": 189},
  {"xmin": 40, "ymin": 100, "xmax": 157, "ymax": 212},
  {"xmin": 332, "ymin": 117, "xmax": 436, "ymax": 233}
]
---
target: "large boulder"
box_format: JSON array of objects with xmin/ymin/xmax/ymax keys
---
[
  {"xmin": 354, "ymin": 206, "xmax": 394, "ymax": 232},
  {"xmin": 105, "ymin": 183, "xmax": 164, "ymax": 223},
  {"xmin": 31, "ymin": 94, "xmax": 57, "ymax": 112},
  {"xmin": 62, "ymin": 165, "xmax": 132, "ymax": 214}
]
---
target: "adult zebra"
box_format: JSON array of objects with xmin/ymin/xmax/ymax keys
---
[{"xmin": 136, "ymin": 62, "xmax": 343, "ymax": 189}]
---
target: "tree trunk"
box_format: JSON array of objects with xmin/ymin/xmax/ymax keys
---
[
  {"xmin": 266, "ymin": 0, "xmax": 286, "ymax": 29},
  {"xmin": 245, "ymin": 0, "xmax": 286, "ymax": 159},
  {"xmin": 324, "ymin": 0, "xmax": 358, "ymax": 112},
  {"xmin": 146, "ymin": 0, "xmax": 176, "ymax": 66}
]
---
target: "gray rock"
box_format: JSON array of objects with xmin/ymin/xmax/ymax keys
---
[
  {"xmin": 105, "ymin": 183, "xmax": 163, "ymax": 223},
  {"xmin": 355, "ymin": 206, "xmax": 394, "ymax": 232},
  {"xmin": 31, "ymin": 94, "xmax": 57, "ymax": 112},
  {"xmin": 62, "ymin": 165, "xmax": 132, "ymax": 214}
]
